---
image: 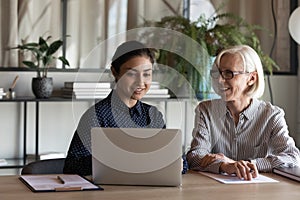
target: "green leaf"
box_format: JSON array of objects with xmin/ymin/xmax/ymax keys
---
[
  {"xmin": 58, "ymin": 56, "xmax": 70, "ymax": 66},
  {"xmin": 22, "ymin": 61, "xmax": 37, "ymax": 68},
  {"xmin": 42, "ymin": 55, "xmax": 51, "ymax": 67},
  {"xmin": 46, "ymin": 40, "xmax": 63, "ymax": 56},
  {"xmin": 39, "ymin": 37, "xmax": 49, "ymax": 52},
  {"xmin": 38, "ymin": 37, "xmax": 47, "ymax": 46},
  {"xmin": 22, "ymin": 43, "xmax": 39, "ymax": 47}
]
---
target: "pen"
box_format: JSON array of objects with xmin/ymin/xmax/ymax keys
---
[
  {"xmin": 57, "ymin": 176, "xmax": 65, "ymax": 184},
  {"xmin": 9, "ymin": 75, "xmax": 19, "ymax": 91}
]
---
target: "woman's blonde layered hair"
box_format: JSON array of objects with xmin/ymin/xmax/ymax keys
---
[{"xmin": 214, "ymin": 45, "xmax": 265, "ymax": 98}]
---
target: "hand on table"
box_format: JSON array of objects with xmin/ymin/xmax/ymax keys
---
[
  {"xmin": 199, "ymin": 153, "xmax": 234, "ymax": 168},
  {"xmin": 219, "ymin": 160, "xmax": 258, "ymax": 181}
]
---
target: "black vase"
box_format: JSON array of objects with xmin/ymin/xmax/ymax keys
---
[{"xmin": 32, "ymin": 77, "xmax": 53, "ymax": 98}]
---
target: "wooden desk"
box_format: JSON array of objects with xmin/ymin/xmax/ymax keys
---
[{"xmin": 1, "ymin": 172, "xmax": 299, "ymax": 200}]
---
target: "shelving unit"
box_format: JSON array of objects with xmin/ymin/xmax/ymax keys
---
[
  {"xmin": 0, "ymin": 97, "xmax": 76, "ymax": 169},
  {"xmin": 0, "ymin": 96, "xmax": 192, "ymax": 170}
]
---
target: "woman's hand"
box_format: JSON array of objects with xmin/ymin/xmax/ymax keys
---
[
  {"xmin": 199, "ymin": 153, "xmax": 234, "ymax": 168},
  {"xmin": 219, "ymin": 160, "xmax": 259, "ymax": 180}
]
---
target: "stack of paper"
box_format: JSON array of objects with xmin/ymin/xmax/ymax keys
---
[
  {"xmin": 0, "ymin": 159, "xmax": 7, "ymax": 166},
  {"xmin": 62, "ymin": 82, "xmax": 112, "ymax": 99},
  {"xmin": 0, "ymin": 88, "xmax": 6, "ymax": 99},
  {"xmin": 199, "ymin": 171, "xmax": 278, "ymax": 184}
]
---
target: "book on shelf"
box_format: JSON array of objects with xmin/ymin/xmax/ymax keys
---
[
  {"xmin": 62, "ymin": 88, "xmax": 111, "ymax": 95},
  {"xmin": 64, "ymin": 81, "xmax": 111, "ymax": 89},
  {"xmin": 27, "ymin": 152, "xmax": 65, "ymax": 160},
  {"xmin": 73, "ymin": 94, "xmax": 109, "ymax": 99},
  {"xmin": 273, "ymin": 167, "xmax": 300, "ymax": 182},
  {"xmin": 143, "ymin": 94, "xmax": 170, "ymax": 98},
  {"xmin": 147, "ymin": 88, "xmax": 169, "ymax": 95},
  {"xmin": 150, "ymin": 82, "xmax": 161, "ymax": 89},
  {"xmin": 62, "ymin": 87, "xmax": 112, "ymax": 93}
]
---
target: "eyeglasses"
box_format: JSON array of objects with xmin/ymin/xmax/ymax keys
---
[{"xmin": 210, "ymin": 69, "xmax": 249, "ymax": 80}]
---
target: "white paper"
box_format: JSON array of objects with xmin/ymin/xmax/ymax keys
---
[
  {"xmin": 0, "ymin": 159, "xmax": 7, "ymax": 166},
  {"xmin": 199, "ymin": 172, "xmax": 279, "ymax": 184}
]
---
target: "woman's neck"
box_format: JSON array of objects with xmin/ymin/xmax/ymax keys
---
[{"xmin": 226, "ymin": 98, "xmax": 252, "ymax": 125}]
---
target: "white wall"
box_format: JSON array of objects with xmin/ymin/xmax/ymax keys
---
[
  {"xmin": 0, "ymin": 72, "xmax": 299, "ymax": 163},
  {"xmin": 262, "ymin": 75, "xmax": 299, "ymax": 145}
]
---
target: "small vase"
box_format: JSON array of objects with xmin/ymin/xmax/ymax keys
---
[{"xmin": 32, "ymin": 77, "xmax": 53, "ymax": 98}]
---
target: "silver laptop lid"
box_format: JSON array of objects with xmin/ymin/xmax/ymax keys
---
[{"xmin": 91, "ymin": 128, "xmax": 182, "ymax": 186}]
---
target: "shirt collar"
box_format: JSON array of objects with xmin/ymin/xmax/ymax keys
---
[
  {"xmin": 110, "ymin": 90, "xmax": 143, "ymax": 116},
  {"xmin": 224, "ymin": 98, "xmax": 259, "ymax": 120},
  {"xmin": 241, "ymin": 98, "xmax": 260, "ymax": 120},
  {"xmin": 210, "ymin": 98, "xmax": 259, "ymax": 120}
]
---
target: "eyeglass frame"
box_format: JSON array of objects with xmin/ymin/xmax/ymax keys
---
[{"xmin": 210, "ymin": 69, "xmax": 250, "ymax": 80}]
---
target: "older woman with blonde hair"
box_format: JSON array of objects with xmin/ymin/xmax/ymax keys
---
[{"xmin": 186, "ymin": 45, "xmax": 300, "ymax": 180}]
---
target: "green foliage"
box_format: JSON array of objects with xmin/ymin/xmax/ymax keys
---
[
  {"xmin": 142, "ymin": 10, "xmax": 279, "ymax": 97},
  {"xmin": 195, "ymin": 12, "xmax": 279, "ymax": 73},
  {"xmin": 12, "ymin": 36, "xmax": 70, "ymax": 77}
]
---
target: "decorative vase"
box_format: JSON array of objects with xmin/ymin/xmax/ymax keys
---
[{"xmin": 32, "ymin": 77, "xmax": 53, "ymax": 98}]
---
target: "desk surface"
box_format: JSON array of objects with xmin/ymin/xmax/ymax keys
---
[{"xmin": 1, "ymin": 172, "xmax": 299, "ymax": 200}]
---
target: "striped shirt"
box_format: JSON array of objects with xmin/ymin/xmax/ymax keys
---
[{"xmin": 186, "ymin": 98, "xmax": 300, "ymax": 173}]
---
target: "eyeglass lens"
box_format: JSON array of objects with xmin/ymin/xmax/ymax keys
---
[{"xmin": 210, "ymin": 70, "xmax": 234, "ymax": 80}]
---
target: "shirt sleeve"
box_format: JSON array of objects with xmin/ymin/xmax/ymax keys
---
[
  {"xmin": 186, "ymin": 104, "xmax": 222, "ymax": 174},
  {"xmin": 63, "ymin": 107, "xmax": 97, "ymax": 176},
  {"xmin": 63, "ymin": 131, "xmax": 92, "ymax": 176},
  {"xmin": 255, "ymin": 108, "xmax": 300, "ymax": 172}
]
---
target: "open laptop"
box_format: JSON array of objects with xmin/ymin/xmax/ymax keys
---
[{"xmin": 91, "ymin": 127, "xmax": 182, "ymax": 186}]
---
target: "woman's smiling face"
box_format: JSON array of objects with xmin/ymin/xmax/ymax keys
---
[
  {"xmin": 212, "ymin": 53, "xmax": 251, "ymax": 102},
  {"xmin": 113, "ymin": 56, "xmax": 152, "ymax": 104}
]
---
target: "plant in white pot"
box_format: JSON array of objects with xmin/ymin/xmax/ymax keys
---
[{"xmin": 13, "ymin": 36, "xmax": 70, "ymax": 98}]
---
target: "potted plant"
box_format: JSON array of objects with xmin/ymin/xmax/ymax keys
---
[
  {"xmin": 142, "ymin": 9, "xmax": 278, "ymax": 99},
  {"xmin": 12, "ymin": 36, "xmax": 70, "ymax": 98}
]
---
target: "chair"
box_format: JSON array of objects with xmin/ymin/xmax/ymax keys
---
[{"xmin": 21, "ymin": 158, "xmax": 65, "ymax": 175}]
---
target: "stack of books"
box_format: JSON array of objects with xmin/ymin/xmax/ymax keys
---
[
  {"xmin": 62, "ymin": 81, "xmax": 169, "ymax": 99},
  {"xmin": 144, "ymin": 82, "xmax": 170, "ymax": 99},
  {"xmin": 62, "ymin": 82, "xmax": 112, "ymax": 99},
  {"xmin": 0, "ymin": 88, "xmax": 6, "ymax": 99}
]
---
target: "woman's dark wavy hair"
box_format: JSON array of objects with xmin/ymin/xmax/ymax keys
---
[{"xmin": 111, "ymin": 40, "xmax": 155, "ymax": 74}]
